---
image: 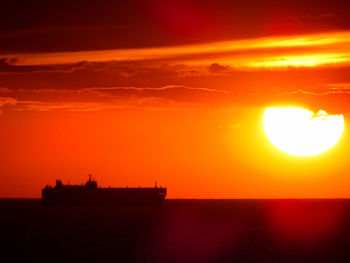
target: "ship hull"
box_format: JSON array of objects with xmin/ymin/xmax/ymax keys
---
[{"xmin": 42, "ymin": 188, "xmax": 166, "ymax": 206}]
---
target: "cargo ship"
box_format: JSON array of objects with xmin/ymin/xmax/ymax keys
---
[{"xmin": 42, "ymin": 175, "xmax": 167, "ymax": 205}]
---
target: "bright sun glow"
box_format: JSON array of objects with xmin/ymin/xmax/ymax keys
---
[{"xmin": 263, "ymin": 107, "xmax": 344, "ymax": 156}]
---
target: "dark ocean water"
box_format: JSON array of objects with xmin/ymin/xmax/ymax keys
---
[{"xmin": 1, "ymin": 199, "xmax": 350, "ymax": 263}]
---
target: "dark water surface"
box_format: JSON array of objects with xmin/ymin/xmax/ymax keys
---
[{"xmin": 1, "ymin": 199, "xmax": 350, "ymax": 263}]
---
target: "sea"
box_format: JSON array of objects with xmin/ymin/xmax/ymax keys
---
[{"xmin": 1, "ymin": 199, "xmax": 350, "ymax": 263}]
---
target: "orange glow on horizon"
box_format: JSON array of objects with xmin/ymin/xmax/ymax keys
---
[{"xmin": 1, "ymin": 27, "xmax": 350, "ymax": 198}]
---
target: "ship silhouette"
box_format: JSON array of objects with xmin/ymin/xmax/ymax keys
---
[{"xmin": 42, "ymin": 175, "xmax": 167, "ymax": 205}]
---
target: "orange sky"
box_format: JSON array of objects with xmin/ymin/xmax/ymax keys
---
[{"xmin": 1, "ymin": 0, "xmax": 350, "ymax": 198}]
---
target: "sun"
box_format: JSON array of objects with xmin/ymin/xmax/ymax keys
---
[{"xmin": 263, "ymin": 107, "xmax": 344, "ymax": 156}]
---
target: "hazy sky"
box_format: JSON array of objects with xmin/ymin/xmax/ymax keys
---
[{"xmin": 1, "ymin": 0, "xmax": 350, "ymax": 198}]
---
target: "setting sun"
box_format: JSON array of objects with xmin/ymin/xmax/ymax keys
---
[{"xmin": 263, "ymin": 107, "xmax": 344, "ymax": 156}]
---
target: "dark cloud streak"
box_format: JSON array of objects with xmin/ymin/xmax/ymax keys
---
[{"xmin": 1, "ymin": 0, "xmax": 350, "ymax": 53}]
